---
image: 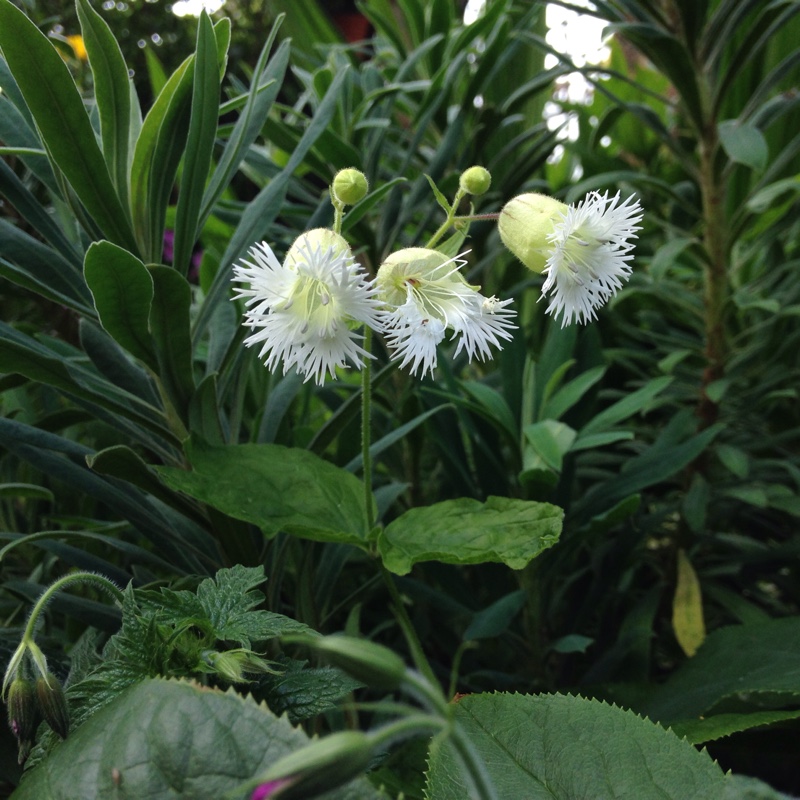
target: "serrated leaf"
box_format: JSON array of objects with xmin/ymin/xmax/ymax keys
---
[
  {"xmin": 672, "ymin": 549, "xmax": 706, "ymax": 657},
  {"xmin": 425, "ymin": 693, "xmax": 726, "ymax": 799},
  {"xmin": 15, "ymin": 678, "xmax": 380, "ymax": 800},
  {"xmin": 642, "ymin": 617, "xmax": 800, "ymax": 724},
  {"xmin": 378, "ymin": 496, "xmax": 562, "ymax": 575},
  {"xmin": 157, "ymin": 440, "xmax": 373, "ymax": 546}
]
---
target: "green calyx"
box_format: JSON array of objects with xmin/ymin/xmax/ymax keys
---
[{"xmin": 498, "ymin": 192, "xmax": 568, "ymax": 274}]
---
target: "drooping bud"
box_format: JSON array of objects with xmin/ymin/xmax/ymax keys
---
[
  {"xmin": 459, "ymin": 166, "xmax": 491, "ymax": 196},
  {"xmin": 290, "ymin": 634, "xmax": 406, "ymax": 691},
  {"xmin": 498, "ymin": 192, "xmax": 568, "ymax": 274},
  {"xmin": 332, "ymin": 168, "xmax": 369, "ymax": 206},
  {"xmin": 7, "ymin": 676, "xmax": 39, "ymax": 761},
  {"xmin": 284, "ymin": 228, "xmax": 353, "ymax": 270},
  {"xmin": 35, "ymin": 673, "xmax": 69, "ymax": 739},
  {"xmin": 250, "ymin": 731, "xmax": 373, "ymax": 800}
]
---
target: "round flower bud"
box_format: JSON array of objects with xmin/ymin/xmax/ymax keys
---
[
  {"xmin": 332, "ymin": 168, "xmax": 369, "ymax": 205},
  {"xmin": 284, "ymin": 228, "xmax": 353, "ymax": 269},
  {"xmin": 498, "ymin": 192, "xmax": 568, "ymax": 274},
  {"xmin": 35, "ymin": 673, "xmax": 69, "ymax": 739},
  {"xmin": 459, "ymin": 166, "xmax": 491, "ymax": 196}
]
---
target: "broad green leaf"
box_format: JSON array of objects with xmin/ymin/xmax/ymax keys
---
[
  {"xmin": 670, "ymin": 709, "xmax": 800, "ymax": 745},
  {"xmin": 0, "ymin": 0, "xmax": 137, "ymax": 251},
  {"xmin": 672, "ymin": 549, "xmax": 706, "ymax": 657},
  {"xmin": 83, "ymin": 241, "xmax": 156, "ymax": 369},
  {"xmin": 641, "ymin": 617, "xmax": 800, "ymax": 724},
  {"xmin": 378, "ymin": 496, "xmax": 562, "ymax": 575},
  {"xmin": 719, "ymin": 119, "xmax": 769, "ymax": 171},
  {"xmin": 76, "ymin": 0, "xmax": 131, "ymax": 201},
  {"xmin": 157, "ymin": 440, "xmax": 373, "ymax": 546},
  {"xmin": 425, "ymin": 693, "xmax": 726, "ymax": 799},
  {"xmin": 172, "ymin": 12, "xmax": 220, "ymax": 275},
  {"xmin": 12, "ymin": 679, "xmax": 379, "ymax": 800},
  {"xmin": 148, "ymin": 265, "xmax": 195, "ymax": 415}
]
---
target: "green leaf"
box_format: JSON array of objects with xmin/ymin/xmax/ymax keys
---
[
  {"xmin": 641, "ymin": 617, "xmax": 800, "ymax": 724},
  {"xmin": 579, "ymin": 376, "xmax": 673, "ymax": 437},
  {"xmin": 378, "ymin": 496, "xmax": 562, "ymax": 575},
  {"xmin": 76, "ymin": 0, "xmax": 131, "ymax": 201},
  {"xmin": 672, "ymin": 549, "xmax": 706, "ymax": 657},
  {"xmin": 464, "ymin": 590, "xmax": 526, "ymax": 641},
  {"xmin": 172, "ymin": 12, "xmax": 220, "ymax": 275},
  {"xmin": 130, "ymin": 56, "xmax": 194, "ymax": 260},
  {"xmin": 0, "ymin": 483, "xmax": 53, "ymax": 502},
  {"xmin": 0, "ymin": 0, "xmax": 137, "ymax": 251},
  {"xmin": 83, "ymin": 241, "xmax": 156, "ymax": 368},
  {"xmin": 157, "ymin": 440, "xmax": 373, "ymax": 546},
  {"xmin": 719, "ymin": 119, "xmax": 769, "ymax": 171},
  {"xmin": 425, "ymin": 693, "xmax": 726, "ymax": 799},
  {"xmin": 148, "ymin": 265, "xmax": 195, "ymax": 415},
  {"xmin": 670, "ymin": 709, "xmax": 800, "ymax": 745},
  {"xmin": 14, "ymin": 678, "xmax": 380, "ymax": 800}
]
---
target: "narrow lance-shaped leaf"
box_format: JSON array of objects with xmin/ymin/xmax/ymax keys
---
[
  {"xmin": 172, "ymin": 11, "xmax": 220, "ymax": 276},
  {"xmin": 0, "ymin": 0, "xmax": 137, "ymax": 251},
  {"xmin": 76, "ymin": 0, "xmax": 132, "ymax": 204}
]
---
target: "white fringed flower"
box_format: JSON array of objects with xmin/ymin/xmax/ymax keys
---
[
  {"xmin": 499, "ymin": 190, "xmax": 643, "ymax": 326},
  {"xmin": 377, "ymin": 248, "xmax": 516, "ymax": 378},
  {"xmin": 232, "ymin": 229, "xmax": 382, "ymax": 385}
]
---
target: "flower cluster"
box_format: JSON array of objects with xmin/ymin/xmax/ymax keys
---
[{"xmin": 231, "ymin": 169, "xmax": 642, "ymax": 383}]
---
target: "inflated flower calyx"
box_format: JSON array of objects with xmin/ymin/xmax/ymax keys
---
[
  {"xmin": 7, "ymin": 676, "xmax": 39, "ymax": 761},
  {"xmin": 498, "ymin": 192, "xmax": 568, "ymax": 273},
  {"xmin": 250, "ymin": 730, "xmax": 373, "ymax": 800},
  {"xmin": 288, "ymin": 634, "xmax": 406, "ymax": 691},
  {"xmin": 332, "ymin": 168, "xmax": 369, "ymax": 205},
  {"xmin": 459, "ymin": 165, "xmax": 491, "ymax": 196},
  {"xmin": 35, "ymin": 672, "xmax": 69, "ymax": 739},
  {"xmin": 284, "ymin": 228, "xmax": 352, "ymax": 268}
]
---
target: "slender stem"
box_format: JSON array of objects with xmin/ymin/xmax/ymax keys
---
[
  {"xmin": 22, "ymin": 572, "xmax": 123, "ymax": 644},
  {"xmin": 361, "ymin": 326, "xmax": 375, "ymax": 532},
  {"xmin": 367, "ymin": 713, "xmax": 447, "ymax": 750},
  {"xmin": 332, "ymin": 196, "xmax": 345, "ymax": 236}
]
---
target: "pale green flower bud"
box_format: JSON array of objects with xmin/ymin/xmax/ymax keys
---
[
  {"xmin": 251, "ymin": 730, "xmax": 373, "ymax": 800},
  {"xmin": 332, "ymin": 168, "xmax": 369, "ymax": 205},
  {"xmin": 7, "ymin": 676, "xmax": 39, "ymax": 761},
  {"xmin": 35, "ymin": 672, "xmax": 69, "ymax": 739},
  {"xmin": 285, "ymin": 228, "xmax": 352, "ymax": 269},
  {"xmin": 498, "ymin": 192, "xmax": 568, "ymax": 274},
  {"xmin": 459, "ymin": 166, "xmax": 491, "ymax": 196},
  {"xmin": 296, "ymin": 634, "xmax": 406, "ymax": 691}
]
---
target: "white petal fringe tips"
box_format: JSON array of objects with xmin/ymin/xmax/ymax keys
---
[
  {"xmin": 376, "ymin": 248, "xmax": 517, "ymax": 379},
  {"xmin": 232, "ymin": 232, "xmax": 382, "ymax": 385},
  {"xmin": 543, "ymin": 191, "xmax": 643, "ymax": 327},
  {"xmin": 498, "ymin": 191, "xmax": 643, "ymax": 327}
]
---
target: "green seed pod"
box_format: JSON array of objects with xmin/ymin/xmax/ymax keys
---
[
  {"xmin": 298, "ymin": 634, "xmax": 406, "ymax": 691},
  {"xmin": 7, "ymin": 676, "xmax": 39, "ymax": 745},
  {"xmin": 331, "ymin": 168, "xmax": 369, "ymax": 205},
  {"xmin": 459, "ymin": 165, "xmax": 491, "ymax": 196},
  {"xmin": 498, "ymin": 192, "xmax": 568, "ymax": 274},
  {"xmin": 35, "ymin": 673, "xmax": 69, "ymax": 739}
]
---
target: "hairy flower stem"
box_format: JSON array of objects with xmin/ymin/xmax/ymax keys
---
[{"xmin": 361, "ymin": 326, "xmax": 375, "ymax": 532}]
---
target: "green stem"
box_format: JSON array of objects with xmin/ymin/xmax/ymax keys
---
[
  {"xmin": 367, "ymin": 713, "xmax": 447, "ymax": 750},
  {"xmin": 332, "ymin": 196, "xmax": 345, "ymax": 236},
  {"xmin": 22, "ymin": 572, "xmax": 123, "ymax": 644},
  {"xmin": 361, "ymin": 326, "xmax": 375, "ymax": 532},
  {"xmin": 425, "ymin": 188, "xmax": 468, "ymax": 249}
]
